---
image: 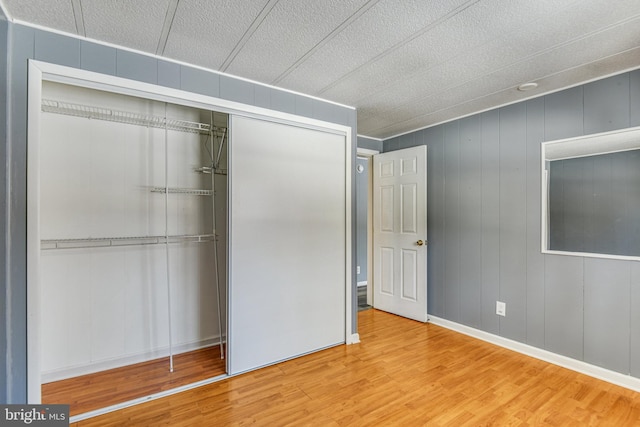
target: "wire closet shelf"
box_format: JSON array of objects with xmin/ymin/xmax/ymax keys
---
[
  {"xmin": 41, "ymin": 234, "xmax": 217, "ymax": 250},
  {"xmin": 41, "ymin": 99, "xmax": 227, "ymax": 135}
]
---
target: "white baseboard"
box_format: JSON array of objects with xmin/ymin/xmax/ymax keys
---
[
  {"xmin": 357, "ymin": 281, "xmax": 368, "ymax": 288},
  {"xmin": 428, "ymin": 315, "xmax": 640, "ymax": 393},
  {"xmin": 41, "ymin": 337, "xmax": 222, "ymax": 383},
  {"xmin": 348, "ymin": 333, "xmax": 360, "ymax": 344}
]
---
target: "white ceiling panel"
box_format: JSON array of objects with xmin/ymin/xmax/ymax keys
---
[
  {"xmin": 354, "ymin": 0, "xmax": 640, "ymax": 118},
  {"xmin": 369, "ymin": 47, "xmax": 640, "ymax": 138},
  {"xmin": 223, "ymin": 0, "xmax": 371, "ymax": 83},
  {"xmin": 2, "ymin": 0, "xmax": 76, "ymax": 33},
  {"xmin": 163, "ymin": 0, "xmax": 272, "ymax": 70},
  {"xmin": 1, "ymin": 0, "xmax": 639, "ymax": 138},
  {"xmin": 275, "ymin": 0, "xmax": 473, "ymax": 93},
  {"xmin": 81, "ymin": 0, "xmax": 171, "ymax": 53},
  {"xmin": 361, "ymin": 22, "xmax": 640, "ymax": 138},
  {"xmin": 318, "ymin": 0, "xmax": 585, "ymax": 103}
]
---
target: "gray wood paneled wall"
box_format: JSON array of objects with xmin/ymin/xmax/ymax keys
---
[
  {"xmin": 0, "ymin": 18, "xmax": 8, "ymax": 405},
  {"xmin": 384, "ymin": 70, "xmax": 640, "ymax": 379},
  {"xmin": 1, "ymin": 21, "xmax": 357, "ymax": 403}
]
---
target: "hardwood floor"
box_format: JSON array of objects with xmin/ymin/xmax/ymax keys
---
[
  {"xmin": 73, "ymin": 310, "xmax": 640, "ymax": 426},
  {"xmin": 43, "ymin": 346, "xmax": 226, "ymax": 416}
]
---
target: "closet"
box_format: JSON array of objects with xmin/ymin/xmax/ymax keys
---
[
  {"xmin": 27, "ymin": 60, "xmax": 352, "ymax": 420},
  {"xmin": 37, "ymin": 81, "xmax": 228, "ymax": 415}
]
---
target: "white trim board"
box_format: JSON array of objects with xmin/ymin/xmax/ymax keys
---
[
  {"xmin": 69, "ymin": 373, "xmax": 228, "ymax": 423},
  {"xmin": 41, "ymin": 338, "xmax": 221, "ymax": 383},
  {"xmin": 428, "ymin": 316, "xmax": 640, "ymax": 393},
  {"xmin": 356, "ymin": 148, "xmax": 379, "ymax": 156}
]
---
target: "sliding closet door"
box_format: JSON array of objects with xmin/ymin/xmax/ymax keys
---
[{"xmin": 228, "ymin": 116, "xmax": 346, "ymax": 375}]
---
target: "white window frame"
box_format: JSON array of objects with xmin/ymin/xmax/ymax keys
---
[{"xmin": 541, "ymin": 125, "xmax": 640, "ymax": 261}]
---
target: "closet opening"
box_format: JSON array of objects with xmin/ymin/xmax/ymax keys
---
[
  {"xmin": 28, "ymin": 60, "xmax": 355, "ymax": 422},
  {"xmin": 34, "ymin": 80, "xmax": 229, "ymax": 417}
]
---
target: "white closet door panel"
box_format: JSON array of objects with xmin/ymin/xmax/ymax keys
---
[{"xmin": 229, "ymin": 116, "xmax": 346, "ymax": 375}]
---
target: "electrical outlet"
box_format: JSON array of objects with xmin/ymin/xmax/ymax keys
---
[
  {"xmin": 496, "ymin": 301, "xmax": 506, "ymax": 317},
  {"xmin": 357, "ymin": 266, "xmax": 361, "ymax": 274}
]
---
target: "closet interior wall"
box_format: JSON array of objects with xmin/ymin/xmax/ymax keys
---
[{"xmin": 38, "ymin": 81, "xmax": 228, "ymax": 384}]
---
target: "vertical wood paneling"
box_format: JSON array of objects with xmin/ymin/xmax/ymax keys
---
[
  {"xmin": 583, "ymin": 73, "xmax": 630, "ymax": 134},
  {"xmin": 271, "ymin": 90, "xmax": 296, "ymax": 115},
  {"xmin": 381, "ymin": 71, "xmax": 640, "ymax": 382},
  {"xmin": 116, "ymin": 50, "xmax": 157, "ymax": 85},
  {"xmin": 80, "ymin": 41, "xmax": 117, "ymax": 75},
  {"xmin": 631, "ymin": 70, "xmax": 640, "ymax": 127},
  {"xmin": 7, "ymin": 23, "xmax": 34, "ymax": 402},
  {"xmin": 357, "ymin": 136, "xmax": 383, "ymax": 152},
  {"xmin": 295, "ymin": 96, "xmax": 314, "ymax": 119},
  {"xmin": 34, "ymin": 29, "xmax": 80, "ymax": 68},
  {"xmin": 458, "ymin": 116, "xmax": 482, "ymax": 328},
  {"xmin": 498, "ymin": 103, "xmax": 527, "ymax": 341},
  {"xmin": 398, "ymin": 133, "xmax": 416, "ymax": 150},
  {"xmin": 0, "ymin": 21, "xmax": 7, "ymax": 403},
  {"xmin": 545, "ymin": 255, "xmax": 583, "ymax": 360},
  {"xmin": 444, "ymin": 122, "xmax": 460, "ymax": 322},
  {"xmin": 525, "ymin": 97, "xmax": 545, "ymax": 348},
  {"xmin": 384, "ymin": 136, "xmax": 400, "ymax": 152},
  {"xmin": 584, "ymin": 258, "xmax": 630, "ymax": 374},
  {"xmin": 254, "ymin": 85, "xmax": 271, "ymax": 109},
  {"xmin": 313, "ymin": 100, "xmax": 349, "ymax": 126},
  {"xmin": 220, "ymin": 75, "xmax": 255, "ymax": 105},
  {"xmin": 544, "ymin": 86, "xmax": 583, "ymax": 141},
  {"xmin": 179, "ymin": 65, "xmax": 218, "ymax": 97},
  {"xmin": 631, "ymin": 262, "xmax": 640, "ymax": 377},
  {"xmin": 157, "ymin": 60, "xmax": 180, "ymax": 89},
  {"xmin": 424, "ymin": 126, "xmax": 445, "ymax": 317},
  {"xmin": 480, "ymin": 110, "xmax": 500, "ymax": 334}
]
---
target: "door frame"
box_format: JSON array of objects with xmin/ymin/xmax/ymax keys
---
[
  {"xmin": 27, "ymin": 60, "xmax": 355, "ymax": 410},
  {"xmin": 356, "ymin": 148, "xmax": 378, "ymax": 306}
]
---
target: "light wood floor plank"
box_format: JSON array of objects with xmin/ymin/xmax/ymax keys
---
[
  {"xmin": 73, "ymin": 309, "xmax": 640, "ymax": 426},
  {"xmin": 44, "ymin": 346, "xmax": 225, "ymax": 416}
]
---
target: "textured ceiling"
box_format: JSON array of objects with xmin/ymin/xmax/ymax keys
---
[{"xmin": 2, "ymin": 0, "xmax": 640, "ymax": 139}]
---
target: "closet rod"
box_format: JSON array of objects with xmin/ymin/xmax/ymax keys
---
[
  {"xmin": 41, "ymin": 233, "xmax": 216, "ymax": 250},
  {"xmin": 41, "ymin": 99, "xmax": 227, "ymax": 136}
]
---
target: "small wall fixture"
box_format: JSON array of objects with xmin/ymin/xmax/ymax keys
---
[{"xmin": 517, "ymin": 82, "xmax": 538, "ymax": 92}]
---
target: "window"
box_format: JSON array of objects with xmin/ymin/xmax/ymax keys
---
[{"xmin": 542, "ymin": 127, "xmax": 640, "ymax": 259}]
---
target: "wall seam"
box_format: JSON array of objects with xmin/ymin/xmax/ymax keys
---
[
  {"xmin": 479, "ymin": 114, "xmax": 484, "ymax": 330},
  {"xmin": 524, "ymin": 101, "xmax": 528, "ymax": 343},
  {"xmin": 498, "ymin": 109, "xmax": 502, "ymax": 337}
]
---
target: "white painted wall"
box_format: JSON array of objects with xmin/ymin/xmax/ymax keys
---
[{"xmin": 39, "ymin": 82, "xmax": 223, "ymax": 381}]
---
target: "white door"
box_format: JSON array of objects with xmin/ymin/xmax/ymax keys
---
[{"xmin": 373, "ymin": 145, "xmax": 427, "ymax": 322}]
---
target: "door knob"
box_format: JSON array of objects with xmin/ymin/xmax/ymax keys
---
[{"xmin": 416, "ymin": 240, "xmax": 425, "ymax": 246}]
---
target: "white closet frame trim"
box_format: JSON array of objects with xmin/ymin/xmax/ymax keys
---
[{"xmin": 26, "ymin": 60, "xmax": 355, "ymax": 406}]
